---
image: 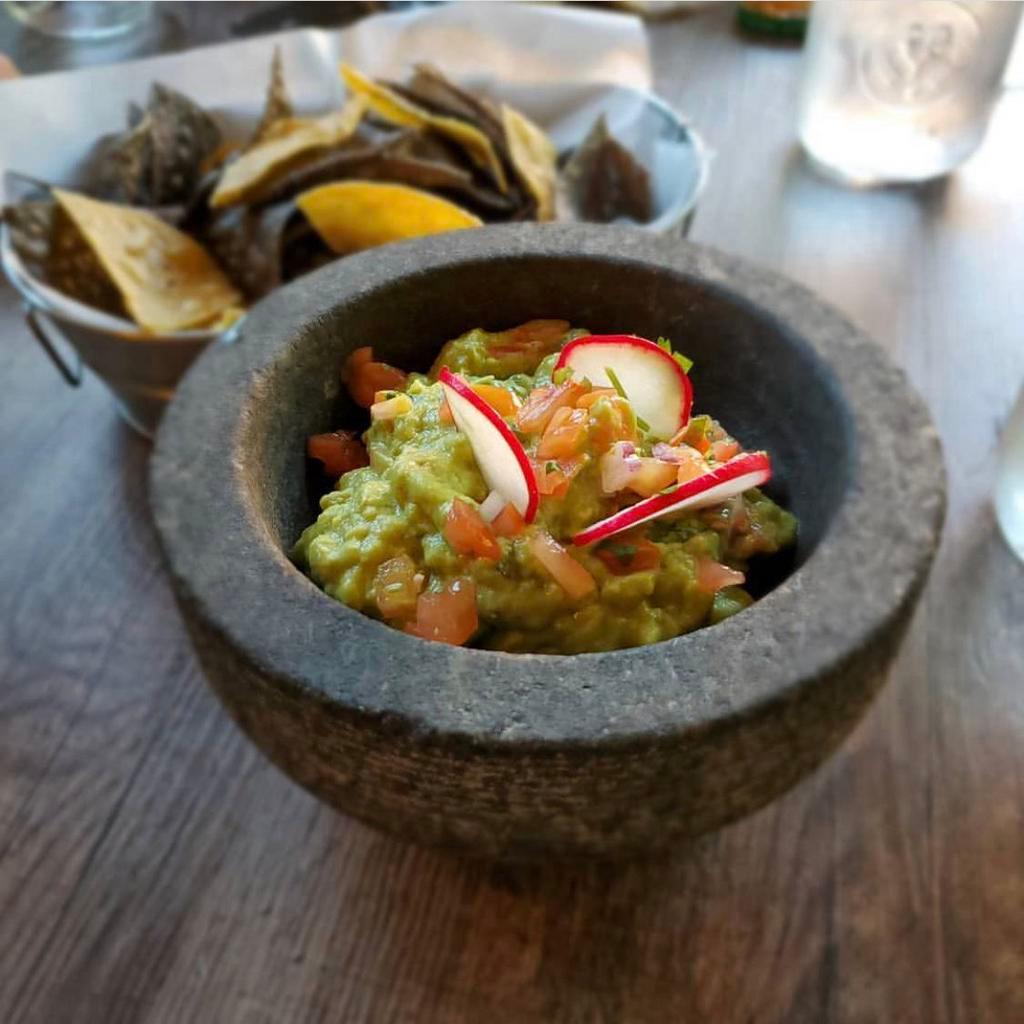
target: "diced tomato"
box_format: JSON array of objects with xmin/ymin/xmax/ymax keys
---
[
  {"xmin": 528, "ymin": 531, "xmax": 597, "ymax": 599},
  {"xmin": 626, "ymin": 458, "xmax": 677, "ymax": 497},
  {"xmin": 537, "ymin": 407, "xmax": 588, "ymax": 460},
  {"xmin": 545, "ymin": 406, "xmax": 573, "ymax": 431},
  {"xmin": 677, "ymin": 448, "xmax": 708, "ymax": 484},
  {"xmin": 404, "ymin": 579, "xmax": 478, "ymax": 645},
  {"xmin": 595, "ymin": 533, "xmax": 661, "ymax": 575},
  {"xmin": 374, "ymin": 555, "xmax": 419, "ymax": 619},
  {"xmin": 575, "ymin": 388, "xmax": 617, "ymax": 410},
  {"xmin": 444, "ymin": 498, "xmax": 501, "ymax": 561},
  {"xmin": 695, "ymin": 556, "xmax": 746, "ymax": 593},
  {"xmin": 710, "ymin": 438, "xmax": 741, "ymax": 462},
  {"xmin": 532, "ymin": 459, "xmax": 558, "ymax": 495},
  {"xmin": 533, "ymin": 456, "xmax": 584, "ymax": 499},
  {"xmin": 343, "ymin": 346, "xmax": 407, "ymax": 409},
  {"xmin": 588, "ymin": 394, "xmax": 636, "ymax": 453},
  {"xmin": 488, "ymin": 319, "xmax": 569, "ymax": 355},
  {"xmin": 491, "ymin": 503, "xmax": 526, "ymax": 538},
  {"xmin": 671, "ymin": 415, "xmax": 712, "ymax": 454},
  {"xmin": 515, "ymin": 380, "xmax": 588, "ymax": 434},
  {"xmin": 306, "ymin": 430, "xmax": 369, "ymax": 477},
  {"xmin": 653, "ymin": 441, "xmax": 708, "ymax": 484},
  {"xmin": 470, "ymin": 383, "xmax": 520, "ymax": 418}
]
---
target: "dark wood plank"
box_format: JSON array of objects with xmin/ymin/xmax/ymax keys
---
[{"xmin": 2, "ymin": 6, "xmax": 1023, "ymax": 1023}]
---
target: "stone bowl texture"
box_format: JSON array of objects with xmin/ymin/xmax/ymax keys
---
[{"xmin": 150, "ymin": 224, "xmax": 945, "ymax": 861}]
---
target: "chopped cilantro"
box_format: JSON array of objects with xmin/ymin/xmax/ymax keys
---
[
  {"xmin": 656, "ymin": 336, "xmax": 694, "ymax": 374},
  {"xmin": 605, "ymin": 365, "xmax": 628, "ymax": 400}
]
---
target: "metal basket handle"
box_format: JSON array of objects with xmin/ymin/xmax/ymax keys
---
[{"xmin": 23, "ymin": 304, "xmax": 82, "ymax": 387}]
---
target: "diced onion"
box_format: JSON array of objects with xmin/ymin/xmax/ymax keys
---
[
  {"xmin": 600, "ymin": 441, "xmax": 642, "ymax": 494},
  {"xmin": 370, "ymin": 393, "xmax": 413, "ymax": 421}
]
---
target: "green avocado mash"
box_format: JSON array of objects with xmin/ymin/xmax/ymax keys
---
[{"xmin": 293, "ymin": 324, "xmax": 797, "ymax": 654}]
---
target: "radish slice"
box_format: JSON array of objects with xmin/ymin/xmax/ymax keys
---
[
  {"xmin": 439, "ymin": 368, "xmax": 539, "ymax": 523},
  {"xmin": 573, "ymin": 451, "xmax": 772, "ymax": 546},
  {"xmin": 478, "ymin": 490, "xmax": 507, "ymax": 523},
  {"xmin": 555, "ymin": 334, "xmax": 693, "ymax": 440}
]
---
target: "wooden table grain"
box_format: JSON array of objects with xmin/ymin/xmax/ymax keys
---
[{"xmin": 2, "ymin": 6, "xmax": 1023, "ymax": 1023}]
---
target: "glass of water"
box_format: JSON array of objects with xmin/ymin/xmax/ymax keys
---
[
  {"xmin": 996, "ymin": 386, "xmax": 1024, "ymax": 563},
  {"xmin": 3, "ymin": 1, "xmax": 151, "ymax": 40},
  {"xmin": 797, "ymin": 0, "xmax": 1023, "ymax": 186}
]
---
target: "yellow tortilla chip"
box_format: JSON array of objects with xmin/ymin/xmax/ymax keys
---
[
  {"xmin": 296, "ymin": 180, "xmax": 482, "ymax": 254},
  {"xmin": 340, "ymin": 64, "xmax": 508, "ymax": 193},
  {"xmin": 53, "ymin": 189, "xmax": 242, "ymax": 333},
  {"xmin": 197, "ymin": 305, "xmax": 246, "ymax": 332},
  {"xmin": 502, "ymin": 104, "xmax": 557, "ymax": 222},
  {"xmin": 210, "ymin": 96, "xmax": 366, "ymax": 208}
]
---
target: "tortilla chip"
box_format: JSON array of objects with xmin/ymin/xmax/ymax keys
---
[
  {"xmin": 199, "ymin": 140, "xmax": 241, "ymax": 177},
  {"xmin": 147, "ymin": 84, "xmax": 221, "ymax": 205},
  {"xmin": 199, "ymin": 305, "xmax": 246, "ymax": 332},
  {"xmin": 250, "ymin": 47, "xmax": 294, "ymax": 147},
  {"xmin": 280, "ymin": 219, "xmax": 336, "ymax": 282},
  {"xmin": 53, "ymin": 189, "xmax": 241, "ymax": 333},
  {"xmin": 210, "ymin": 96, "xmax": 367, "ymax": 208},
  {"xmin": 340, "ymin": 64, "xmax": 508, "ymax": 193},
  {"xmin": 254, "ymin": 133, "xmax": 403, "ymax": 203},
  {"xmin": 402, "ymin": 64, "xmax": 506, "ymax": 150},
  {"xmin": 198, "ymin": 200, "xmax": 298, "ymax": 301},
  {"xmin": 110, "ymin": 118, "xmax": 154, "ymax": 205},
  {"xmin": 563, "ymin": 115, "xmax": 653, "ymax": 224},
  {"xmin": 501, "ymin": 105, "xmax": 557, "ymax": 222},
  {"xmin": 94, "ymin": 84, "xmax": 220, "ymax": 207},
  {"xmin": 126, "ymin": 101, "xmax": 146, "ymax": 129},
  {"xmin": 296, "ymin": 180, "xmax": 481, "ymax": 254},
  {"xmin": 5, "ymin": 198, "xmax": 128, "ymax": 316}
]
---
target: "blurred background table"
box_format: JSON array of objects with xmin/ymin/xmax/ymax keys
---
[{"xmin": 2, "ymin": 4, "xmax": 1023, "ymax": 1022}]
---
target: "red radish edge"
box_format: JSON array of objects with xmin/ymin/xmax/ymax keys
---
[
  {"xmin": 555, "ymin": 334, "xmax": 693, "ymax": 435},
  {"xmin": 439, "ymin": 368, "xmax": 539, "ymax": 523},
  {"xmin": 573, "ymin": 451, "xmax": 772, "ymax": 546}
]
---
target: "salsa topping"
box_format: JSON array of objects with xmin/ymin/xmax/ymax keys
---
[
  {"xmin": 573, "ymin": 450, "xmax": 773, "ymax": 547},
  {"xmin": 293, "ymin": 323, "xmax": 797, "ymax": 653}
]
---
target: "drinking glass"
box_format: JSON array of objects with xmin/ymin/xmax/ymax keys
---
[
  {"xmin": 996, "ymin": 385, "xmax": 1024, "ymax": 562},
  {"xmin": 797, "ymin": 0, "xmax": 1023, "ymax": 185},
  {"xmin": 3, "ymin": 1, "xmax": 151, "ymax": 40}
]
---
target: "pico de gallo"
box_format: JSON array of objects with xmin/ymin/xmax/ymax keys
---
[{"xmin": 292, "ymin": 320, "xmax": 797, "ymax": 654}]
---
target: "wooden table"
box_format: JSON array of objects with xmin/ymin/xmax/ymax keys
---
[{"xmin": 3, "ymin": 6, "xmax": 1023, "ymax": 1022}]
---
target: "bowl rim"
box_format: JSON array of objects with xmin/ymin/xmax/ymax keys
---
[{"xmin": 151, "ymin": 223, "xmax": 945, "ymax": 749}]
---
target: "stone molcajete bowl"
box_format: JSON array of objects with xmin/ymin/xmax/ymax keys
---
[{"xmin": 150, "ymin": 224, "xmax": 945, "ymax": 861}]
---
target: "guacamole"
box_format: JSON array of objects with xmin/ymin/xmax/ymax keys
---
[{"xmin": 294, "ymin": 322, "xmax": 797, "ymax": 654}]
